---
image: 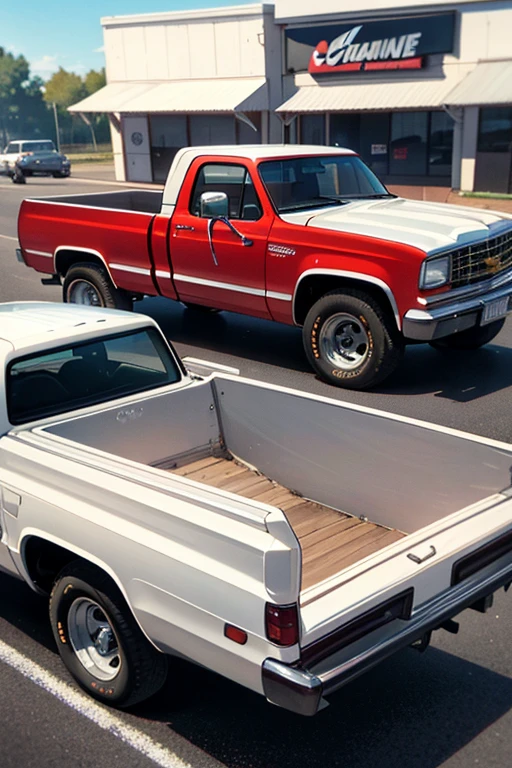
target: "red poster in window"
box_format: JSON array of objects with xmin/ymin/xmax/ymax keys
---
[{"xmin": 393, "ymin": 147, "xmax": 408, "ymax": 160}]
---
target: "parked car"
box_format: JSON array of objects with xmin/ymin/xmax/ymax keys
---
[
  {"xmin": 0, "ymin": 139, "xmax": 70, "ymax": 180},
  {"xmin": 1, "ymin": 301, "xmax": 511, "ymax": 714},
  {"xmin": 16, "ymin": 145, "xmax": 512, "ymax": 389}
]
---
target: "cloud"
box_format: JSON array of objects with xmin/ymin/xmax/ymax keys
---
[
  {"xmin": 93, "ymin": 46, "xmax": 105, "ymax": 53},
  {"xmin": 31, "ymin": 54, "xmax": 59, "ymax": 78}
]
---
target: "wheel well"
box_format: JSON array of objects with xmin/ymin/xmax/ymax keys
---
[
  {"xmin": 294, "ymin": 275, "xmax": 399, "ymax": 328},
  {"xmin": 55, "ymin": 250, "xmax": 109, "ymax": 280},
  {"xmin": 23, "ymin": 537, "xmax": 96, "ymax": 594}
]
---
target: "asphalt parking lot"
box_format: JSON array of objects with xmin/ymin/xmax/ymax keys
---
[{"xmin": 0, "ymin": 171, "xmax": 511, "ymax": 768}]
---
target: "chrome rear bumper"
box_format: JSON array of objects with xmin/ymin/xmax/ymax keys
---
[{"xmin": 262, "ymin": 556, "xmax": 512, "ymax": 716}]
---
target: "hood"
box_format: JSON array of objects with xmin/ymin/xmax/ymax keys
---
[{"xmin": 280, "ymin": 198, "xmax": 512, "ymax": 255}]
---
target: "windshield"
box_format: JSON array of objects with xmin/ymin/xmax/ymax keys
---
[
  {"xmin": 7, "ymin": 327, "xmax": 182, "ymax": 424},
  {"xmin": 259, "ymin": 155, "xmax": 391, "ymax": 213},
  {"xmin": 21, "ymin": 141, "xmax": 55, "ymax": 153}
]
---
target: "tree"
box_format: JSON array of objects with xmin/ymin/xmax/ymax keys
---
[
  {"xmin": 84, "ymin": 68, "xmax": 106, "ymax": 96},
  {"xmin": 43, "ymin": 66, "xmax": 109, "ymax": 148},
  {"xmin": 44, "ymin": 67, "xmax": 86, "ymax": 108},
  {"xmin": 0, "ymin": 47, "xmax": 53, "ymax": 145}
]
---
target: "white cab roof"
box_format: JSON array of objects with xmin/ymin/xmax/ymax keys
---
[
  {"xmin": 0, "ymin": 303, "xmax": 151, "ymax": 352},
  {"xmin": 162, "ymin": 144, "xmax": 356, "ymax": 209}
]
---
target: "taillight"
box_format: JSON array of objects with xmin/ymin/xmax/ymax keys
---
[{"xmin": 265, "ymin": 603, "xmax": 299, "ymax": 647}]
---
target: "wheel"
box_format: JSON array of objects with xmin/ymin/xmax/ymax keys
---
[
  {"xmin": 63, "ymin": 263, "xmax": 133, "ymax": 310},
  {"xmin": 303, "ymin": 289, "xmax": 404, "ymax": 390},
  {"xmin": 50, "ymin": 561, "xmax": 168, "ymax": 707},
  {"xmin": 429, "ymin": 318, "xmax": 505, "ymax": 351}
]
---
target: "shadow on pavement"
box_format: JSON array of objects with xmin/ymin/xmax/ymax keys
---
[
  {"xmin": 141, "ymin": 297, "xmax": 310, "ymax": 374},
  {"xmin": 141, "ymin": 644, "xmax": 512, "ymax": 768},
  {"xmin": 141, "ymin": 297, "xmax": 512, "ymax": 401}
]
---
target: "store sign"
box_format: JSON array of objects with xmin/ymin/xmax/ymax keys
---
[{"xmin": 286, "ymin": 13, "xmax": 455, "ymax": 75}]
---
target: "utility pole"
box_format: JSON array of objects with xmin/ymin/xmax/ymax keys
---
[{"xmin": 52, "ymin": 102, "xmax": 61, "ymax": 152}]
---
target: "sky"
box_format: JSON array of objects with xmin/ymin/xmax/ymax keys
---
[{"xmin": 3, "ymin": 1, "xmax": 255, "ymax": 81}]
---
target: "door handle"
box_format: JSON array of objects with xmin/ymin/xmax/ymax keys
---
[
  {"xmin": 407, "ymin": 545, "xmax": 436, "ymax": 565},
  {"xmin": 175, "ymin": 224, "xmax": 195, "ymax": 231}
]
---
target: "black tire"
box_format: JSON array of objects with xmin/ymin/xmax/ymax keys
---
[
  {"xmin": 63, "ymin": 263, "xmax": 133, "ymax": 311},
  {"xmin": 429, "ymin": 318, "xmax": 505, "ymax": 351},
  {"xmin": 303, "ymin": 289, "xmax": 404, "ymax": 390},
  {"xmin": 50, "ymin": 561, "xmax": 168, "ymax": 708}
]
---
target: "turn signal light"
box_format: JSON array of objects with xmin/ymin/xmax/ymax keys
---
[
  {"xmin": 224, "ymin": 624, "xmax": 248, "ymax": 645},
  {"xmin": 265, "ymin": 603, "xmax": 299, "ymax": 647}
]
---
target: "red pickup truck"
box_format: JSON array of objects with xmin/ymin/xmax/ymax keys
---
[{"xmin": 17, "ymin": 145, "xmax": 512, "ymax": 389}]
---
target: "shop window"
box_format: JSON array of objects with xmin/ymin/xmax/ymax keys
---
[
  {"xmin": 428, "ymin": 111, "xmax": 453, "ymax": 177},
  {"xmin": 189, "ymin": 163, "xmax": 262, "ymax": 221},
  {"xmin": 478, "ymin": 108, "xmax": 512, "ymax": 153},
  {"xmin": 330, "ymin": 114, "xmax": 360, "ymax": 153},
  {"xmin": 389, "ymin": 112, "xmax": 428, "ymax": 176},
  {"xmin": 359, "ymin": 113, "xmax": 390, "ymax": 178},
  {"xmin": 189, "ymin": 115, "xmax": 236, "ymax": 146},
  {"xmin": 149, "ymin": 115, "xmax": 188, "ymax": 184},
  {"xmin": 300, "ymin": 114, "xmax": 326, "ymax": 145}
]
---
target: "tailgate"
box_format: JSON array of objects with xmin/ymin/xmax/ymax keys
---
[
  {"xmin": 299, "ymin": 491, "xmax": 512, "ymax": 648},
  {"xmin": 18, "ymin": 198, "xmax": 156, "ymax": 295},
  {"xmin": 263, "ymin": 492, "xmax": 512, "ymax": 715}
]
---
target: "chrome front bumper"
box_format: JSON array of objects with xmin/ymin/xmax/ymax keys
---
[
  {"xmin": 402, "ymin": 271, "xmax": 512, "ymax": 341},
  {"xmin": 262, "ymin": 556, "xmax": 512, "ymax": 716}
]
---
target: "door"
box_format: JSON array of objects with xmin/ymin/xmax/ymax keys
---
[{"xmin": 170, "ymin": 159, "xmax": 274, "ymax": 318}]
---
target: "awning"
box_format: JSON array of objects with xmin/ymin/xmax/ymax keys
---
[
  {"xmin": 69, "ymin": 78, "xmax": 268, "ymax": 114},
  {"xmin": 277, "ymin": 72, "xmax": 465, "ymax": 113},
  {"xmin": 443, "ymin": 60, "xmax": 512, "ymax": 106}
]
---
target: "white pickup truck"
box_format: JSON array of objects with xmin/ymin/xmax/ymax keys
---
[{"xmin": 1, "ymin": 302, "xmax": 511, "ymax": 715}]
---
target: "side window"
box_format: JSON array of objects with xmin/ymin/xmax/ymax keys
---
[
  {"xmin": 189, "ymin": 163, "xmax": 262, "ymax": 221},
  {"xmin": 6, "ymin": 143, "xmax": 19, "ymax": 154}
]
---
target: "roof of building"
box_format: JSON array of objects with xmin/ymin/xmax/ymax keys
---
[
  {"xmin": 278, "ymin": 68, "xmax": 467, "ymax": 113},
  {"xmin": 444, "ymin": 60, "xmax": 512, "ymax": 106},
  {"xmin": 69, "ymin": 78, "xmax": 268, "ymax": 115},
  {"xmin": 101, "ymin": 3, "xmax": 273, "ymax": 27}
]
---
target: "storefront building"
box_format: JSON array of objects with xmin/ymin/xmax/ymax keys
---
[
  {"xmin": 70, "ymin": 0, "xmax": 512, "ymax": 193},
  {"xmin": 69, "ymin": 4, "xmax": 282, "ymax": 183},
  {"xmin": 275, "ymin": 0, "xmax": 512, "ymax": 193}
]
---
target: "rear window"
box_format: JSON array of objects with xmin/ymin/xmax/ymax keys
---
[{"xmin": 7, "ymin": 328, "xmax": 183, "ymax": 425}]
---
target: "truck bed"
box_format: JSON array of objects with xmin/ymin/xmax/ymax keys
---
[{"xmin": 170, "ymin": 455, "xmax": 405, "ymax": 590}]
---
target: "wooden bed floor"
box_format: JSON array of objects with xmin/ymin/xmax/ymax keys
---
[{"xmin": 170, "ymin": 455, "xmax": 406, "ymax": 591}]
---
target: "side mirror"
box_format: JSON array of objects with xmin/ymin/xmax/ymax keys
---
[{"xmin": 200, "ymin": 191, "xmax": 229, "ymax": 218}]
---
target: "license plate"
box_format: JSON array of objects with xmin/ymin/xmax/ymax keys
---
[{"xmin": 481, "ymin": 297, "xmax": 510, "ymax": 325}]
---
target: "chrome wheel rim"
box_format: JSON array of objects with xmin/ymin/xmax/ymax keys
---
[
  {"xmin": 68, "ymin": 280, "xmax": 103, "ymax": 306},
  {"xmin": 319, "ymin": 313, "xmax": 370, "ymax": 371},
  {"xmin": 67, "ymin": 598, "xmax": 121, "ymax": 681}
]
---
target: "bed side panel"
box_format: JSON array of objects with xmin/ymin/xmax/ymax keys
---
[{"xmin": 214, "ymin": 376, "xmax": 512, "ymax": 533}]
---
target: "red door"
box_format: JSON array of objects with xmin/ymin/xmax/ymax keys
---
[{"xmin": 170, "ymin": 159, "xmax": 274, "ymax": 319}]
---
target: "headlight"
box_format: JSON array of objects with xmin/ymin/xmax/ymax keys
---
[{"xmin": 420, "ymin": 256, "xmax": 451, "ymax": 289}]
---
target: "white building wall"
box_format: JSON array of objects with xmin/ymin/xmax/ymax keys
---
[{"xmin": 103, "ymin": 9, "xmax": 269, "ymax": 84}]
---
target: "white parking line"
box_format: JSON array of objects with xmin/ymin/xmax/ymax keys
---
[
  {"xmin": 0, "ymin": 639, "xmax": 220, "ymax": 768},
  {"xmin": 0, "ymin": 234, "xmax": 18, "ymax": 242}
]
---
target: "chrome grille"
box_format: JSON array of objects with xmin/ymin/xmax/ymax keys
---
[{"xmin": 450, "ymin": 228, "xmax": 512, "ymax": 288}]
